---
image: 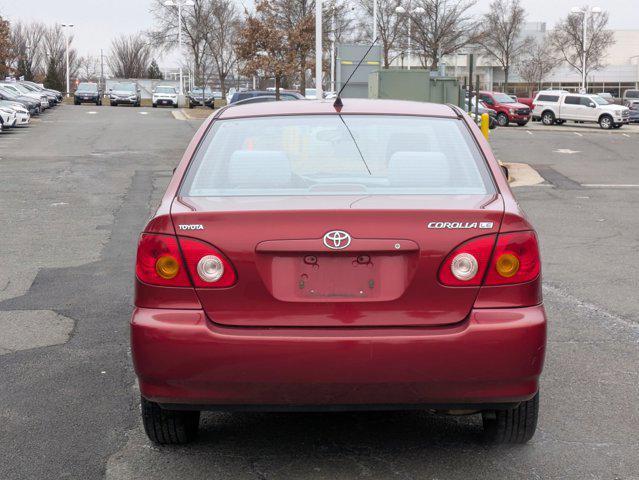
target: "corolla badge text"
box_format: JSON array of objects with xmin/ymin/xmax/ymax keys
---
[
  {"xmin": 178, "ymin": 224, "xmax": 205, "ymax": 230},
  {"xmin": 427, "ymin": 221, "xmax": 494, "ymax": 229}
]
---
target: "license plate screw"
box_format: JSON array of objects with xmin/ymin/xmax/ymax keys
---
[{"xmin": 369, "ymin": 280, "xmax": 375, "ymax": 289}]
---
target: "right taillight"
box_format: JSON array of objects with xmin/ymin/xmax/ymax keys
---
[
  {"xmin": 438, "ymin": 231, "xmax": 540, "ymax": 287},
  {"xmin": 485, "ymin": 231, "xmax": 540, "ymax": 285}
]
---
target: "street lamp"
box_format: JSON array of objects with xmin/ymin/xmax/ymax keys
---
[
  {"xmin": 164, "ymin": 0, "xmax": 195, "ymax": 97},
  {"xmin": 61, "ymin": 24, "xmax": 74, "ymax": 97},
  {"xmin": 316, "ymin": 0, "xmax": 323, "ymax": 99},
  {"xmin": 571, "ymin": 5, "xmax": 602, "ymax": 93},
  {"xmin": 395, "ymin": 5, "xmax": 425, "ymax": 70}
]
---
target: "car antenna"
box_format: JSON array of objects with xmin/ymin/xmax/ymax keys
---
[{"xmin": 333, "ymin": 37, "xmax": 379, "ymax": 111}]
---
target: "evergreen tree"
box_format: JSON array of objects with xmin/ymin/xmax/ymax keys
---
[
  {"xmin": 147, "ymin": 59, "xmax": 163, "ymax": 79},
  {"xmin": 44, "ymin": 56, "xmax": 64, "ymax": 91}
]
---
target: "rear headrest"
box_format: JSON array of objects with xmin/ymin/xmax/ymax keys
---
[
  {"xmin": 388, "ymin": 152, "xmax": 451, "ymax": 188},
  {"xmin": 228, "ymin": 150, "xmax": 291, "ymax": 188}
]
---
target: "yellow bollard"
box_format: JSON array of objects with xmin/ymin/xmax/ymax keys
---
[{"xmin": 480, "ymin": 113, "xmax": 490, "ymax": 140}]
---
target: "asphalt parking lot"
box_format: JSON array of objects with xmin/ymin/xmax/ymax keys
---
[{"xmin": 1, "ymin": 105, "xmax": 638, "ymax": 480}]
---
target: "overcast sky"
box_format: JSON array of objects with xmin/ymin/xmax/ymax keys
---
[{"xmin": 0, "ymin": 0, "xmax": 636, "ymax": 67}]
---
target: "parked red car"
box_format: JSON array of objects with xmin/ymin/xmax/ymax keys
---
[
  {"xmin": 131, "ymin": 99, "xmax": 546, "ymax": 446},
  {"xmin": 478, "ymin": 91, "xmax": 531, "ymax": 126}
]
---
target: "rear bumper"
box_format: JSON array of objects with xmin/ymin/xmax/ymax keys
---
[{"xmin": 131, "ymin": 305, "xmax": 546, "ymax": 409}]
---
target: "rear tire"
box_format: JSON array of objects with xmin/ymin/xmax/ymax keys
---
[
  {"xmin": 141, "ymin": 397, "xmax": 200, "ymax": 445},
  {"xmin": 482, "ymin": 392, "xmax": 539, "ymax": 444},
  {"xmin": 541, "ymin": 111, "xmax": 555, "ymax": 125},
  {"xmin": 496, "ymin": 113, "xmax": 509, "ymax": 127}
]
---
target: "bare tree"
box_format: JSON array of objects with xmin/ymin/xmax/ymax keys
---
[
  {"xmin": 549, "ymin": 10, "xmax": 614, "ymax": 82},
  {"xmin": 478, "ymin": 0, "xmax": 531, "ymax": 91},
  {"xmin": 358, "ymin": 0, "xmax": 405, "ymax": 68},
  {"xmin": 108, "ymin": 34, "xmax": 152, "ymax": 78},
  {"xmin": 11, "ymin": 21, "xmax": 46, "ymax": 80},
  {"xmin": 77, "ymin": 55, "xmax": 100, "ymax": 81},
  {"xmin": 236, "ymin": 0, "xmax": 297, "ymax": 98},
  {"xmin": 42, "ymin": 24, "xmax": 79, "ymax": 91},
  {"xmin": 151, "ymin": 0, "xmax": 212, "ymax": 86},
  {"xmin": 516, "ymin": 39, "xmax": 560, "ymax": 94},
  {"xmin": 205, "ymin": 0, "xmax": 240, "ymax": 95},
  {"xmin": 410, "ymin": 0, "xmax": 480, "ymax": 69}
]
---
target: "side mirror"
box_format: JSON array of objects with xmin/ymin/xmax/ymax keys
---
[
  {"xmin": 589, "ymin": 102, "xmax": 596, "ymax": 108},
  {"xmin": 500, "ymin": 164, "xmax": 509, "ymax": 180}
]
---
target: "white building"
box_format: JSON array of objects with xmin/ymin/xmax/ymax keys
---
[{"xmin": 389, "ymin": 22, "xmax": 639, "ymax": 97}]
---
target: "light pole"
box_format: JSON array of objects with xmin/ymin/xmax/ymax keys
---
[
  {"xmin": 164, "ymin": 0, "xmax": 195, "ymax": 96},
  {"xmin": 373, "ymin": 0, "xmax": 378, "ymax": 41},
  {"xmin": 395, "ymin": 5, "xmax": 425, "ymax": 70},
  {"xmin": 61, "ymin": 24, "xmax": 74, "ymax": 97},
  {"xmin": 571, "ymin": 5, "xmax": 602, "ymax": 93},
  {"xmin": 315, "ymin": 0, "xmax": 323, "ymax": 99}
]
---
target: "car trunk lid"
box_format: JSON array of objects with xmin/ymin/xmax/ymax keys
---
[{"xmin": 171, "ymin": 194, "xmax": 503, "ymax": 327}]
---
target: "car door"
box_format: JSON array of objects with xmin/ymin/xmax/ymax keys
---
[
  {"xmin": 561, "ymin": 95, "xmax": 582, "ymax": 120},
  {"xmin": 579, "ymin": 96, "xmax": 598, "ymax": 121}
]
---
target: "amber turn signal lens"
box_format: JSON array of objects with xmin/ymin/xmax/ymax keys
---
[
  {"xmin": 495, "ymin": 253, "xmax": 520, "ymax": 278},
  {"xmin": 155, "ymin": 255, "xmax": 180, "ymax": 279}
]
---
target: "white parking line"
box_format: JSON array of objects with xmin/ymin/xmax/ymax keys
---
[
  {"xmin": 582, "ymin": 184, "xmax": 639, "ymax": 188},
  {"xmin": 87, "ymin": 111, "xmax": 97, "ymax": 115},
  {"xmin": 139, "ymin": 112, "xmax": 148, "ymax": 115},
  {"xmin": 622, "ymin": 133, "xmax": 630, "ymax": 137},
  {"xmin": 527, "ymin": 130, "xmax": 533, "ymax": 135},
  {"xmin": 573, "ymin": 132, "xmax": 583, "ymax": 137}
]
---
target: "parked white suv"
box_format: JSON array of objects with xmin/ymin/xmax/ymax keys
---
[{"xmin": 534, "ymin": 92, "xmax": 630, "ymax": 129}]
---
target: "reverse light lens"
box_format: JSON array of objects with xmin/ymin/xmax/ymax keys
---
[
  {"xmin": 178, "ymin": 237, "xmax": 237, "ymax": 288},
  {"xmin": 155, "ymin": 255, "xmax": 180, "ymax": 279},
  {"xmin": 438, "ymin": 234, "xmax": 496, "ymax": 286},
  {"xmin": 197, "ymin": 255, "xmax": 224, "ymax": 282},
  {"xmin": 451, "ymin": 253, "xmax": 479, "ymax": 281},
  {"xmin": 495, "ymin": 253, "xmax": 520, "ymax": 278}
]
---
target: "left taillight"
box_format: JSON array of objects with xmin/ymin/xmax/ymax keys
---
[{"xmin": 136, "ymin": 233, "xmax": 191, "ymax": 287}]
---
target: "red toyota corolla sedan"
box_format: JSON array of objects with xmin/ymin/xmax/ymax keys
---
[{"xmin": 131, "ymin": 99, "xmax": 546, "ymax": 445}]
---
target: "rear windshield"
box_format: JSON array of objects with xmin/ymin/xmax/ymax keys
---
[
  {"xmin": 625, "ymin": 90, "xmax": 639, "ymax": 98},
  {"xmin": 181, "ymin": 115, "xmax": 494, "ymax": 197}
]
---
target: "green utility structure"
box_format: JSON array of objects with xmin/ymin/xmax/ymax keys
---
[{"xmin": 368, "ymin": 70, "xmax": 464, "ymax": 108}]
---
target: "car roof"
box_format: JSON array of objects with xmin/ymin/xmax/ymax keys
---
[{"xmin": 218, "ymin": 98, "xmax": 459, "ymax": 120}]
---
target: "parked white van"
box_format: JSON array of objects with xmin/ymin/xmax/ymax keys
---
[{"xmin": 533, "ymin": 92, "xmax": 630, "ymax": 129}]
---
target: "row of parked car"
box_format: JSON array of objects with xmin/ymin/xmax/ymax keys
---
[{"xmin": 0, "ymin": 81, "xmax": 62, "ymax": 132}]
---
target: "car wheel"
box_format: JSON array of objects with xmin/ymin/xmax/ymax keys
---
[
  {"xmin": 541, "ymin": 111, "xmax": 555, "ymax": 125},
  {"xmin": 599, "ymin": 115, "xmax": 613, "ymax": 129},
  {"xmin": 152, "ymin": 103, "xmax": 157, "ymax": 108},
  {"xmin": 111, "ymin": 102, "xmax": 117, "ymax": 107},
  {"xmin": 188, "ymin": 104, "xmax": 194, "ymax": 109},
  {"xmin": 74, "ymin": 101, "xmax": 80, "ymax": 106},
  {"xmin": 482, "ymin": 392, "xmax": 539, "ymax": 444},
  {"xmin": 496, "ymin": 113, "xmax": 509, "ymax": 127},
  {"xmin": 141, "ymin": 397, "xmax": 200, "ymax": 445},
  {"xmin": 174, "ymin": 104, "xmax": 179, "ymax": 109}
]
